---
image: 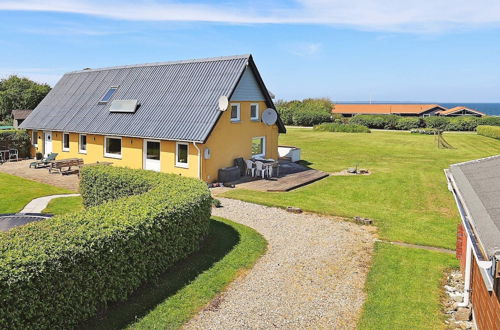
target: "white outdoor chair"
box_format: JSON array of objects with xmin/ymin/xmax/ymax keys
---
[
  {"xmin": 245, "ymin": 159, "xmax": 255, "ymax": 177},
  {"xmin": 9, "ymin": 149, "xmax": 18, "ymax": 162},
  {"xmin": 255, "ymin": 161, "xmax": 266, "ymax": 179}
]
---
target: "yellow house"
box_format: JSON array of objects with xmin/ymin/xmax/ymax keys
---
[{"xmin": 20, "ymin": 55, "xmax": 286, "ymax": 182}]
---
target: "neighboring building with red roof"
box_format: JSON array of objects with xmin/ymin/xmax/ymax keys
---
[
  {"xmin": 438, "ymin": 106, "xmax": 486, "ymax": 117},
  {"xmin": 332, "ymin": 104, "xmax": 447, "ymax": 117}
]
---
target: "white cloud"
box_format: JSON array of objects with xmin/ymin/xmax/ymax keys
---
[{"xmin": 1, "ymin": 0, "xmax": 500, "ymax": 32}]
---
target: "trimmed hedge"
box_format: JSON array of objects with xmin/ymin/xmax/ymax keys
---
[
  {"xmin": 394, "ymin": 117, "xmax": 422, "ymax": 130},
  {"xmin": 477, "ymin": 125, "xmax": 500, "ymax": 140},
  {"xmin": 292, "ymin": 111, "xmax": 332, "ymax": 126},
  {"xmin": 349, "ymin": 114, "xmax": 400, "ymax": 129},
  {"xmin": 0, "ymin": 129, "xmax": 31, "ymax": 158},
  {"xmin": 313, "ymin": 122, "xmax": 371, "ymax": 133},
  {"xmin": 0, "ymin": 166, "xmax": 211, "ymax": 329}
]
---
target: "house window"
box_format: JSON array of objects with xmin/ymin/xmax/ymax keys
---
[
  {"xmin": 99, "ymin": 87, "xmax": 118, "ymax": 104},
  {"xmin": 79, "ymin": 134, "xmax": 87, "ymax": 154},
  {"xmin": 32, "ymin": 130, "xmax": 38, "ymax": 147},
  {"xmin": 62, "ymin": 133, "xmax": 70, "ymax": 151},
  {"xmin": 176, "ymin": 142, "xmax": 189, "ymax": 168},
  {"xmin": 251, "ymin": 137, "xmax": 266, "ymax": 158},
  {"xmin": 104, "ymin": 136, "xmax": 122, "ymax": 159},
  {"xmin": 250, "ymin": 103, "xmax": 259, "ymax": 120},
  {"xmin": 230, "ymin": 103, "xmax": 240, "ymax": 122}
]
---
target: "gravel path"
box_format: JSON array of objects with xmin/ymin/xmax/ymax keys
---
[{"xmin": 184, "ymin": 198, "xmax": 375, "ymax": 329}]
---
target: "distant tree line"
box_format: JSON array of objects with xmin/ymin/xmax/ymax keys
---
[{"xmin": 0, "ymin": 75, "xmax": 51, "ymax": 123}]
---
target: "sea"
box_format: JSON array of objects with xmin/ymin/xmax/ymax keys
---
[{"xmin": 338, "ymin": 102, "xmax": 500, "ymax": 116}]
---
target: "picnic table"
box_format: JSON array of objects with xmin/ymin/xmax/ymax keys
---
[{"xmin": 49, "ymin": 158, "xmax": 84, "ymax": 175}]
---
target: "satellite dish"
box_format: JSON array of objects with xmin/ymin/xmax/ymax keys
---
[
  {"xmin": 218, "ymin": 95, "xmax": 229, "ymax": 111},
  {"xmin": 262, "ymin": 108, "xmax": 278, "ymax": 125}
]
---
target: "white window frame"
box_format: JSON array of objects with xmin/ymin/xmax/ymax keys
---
[
  {"xmin": 250, "ymin": 103, "xmax": 259, "ymax": 121},
  {"xmin": 175, "ymin": 142, "xmax": 189, "ymax": 168},
  {"xmin": 143, "ymin": 139, "xmax": 161, "ymax": 171},
  {"xmin": 251, "ymin": 136, "xmax": 266, "ymax": 158},
  {"xmin": 62, "ymin": 132, "xmax": 70, "ymax": 152},
  {"xmin": 230, "ymin": 103, "xmax": 240, "ymax": 122},
  {"xmin": 79, "ymin": 134, "xmax": 87, "ymax": 154},
  {"xmin": 104, "ymin": 136, "xmax": 122, "ymax": 159},
  {"xmin": 32, "ymin": 130, "xmax": 38, "ymax": 147}
]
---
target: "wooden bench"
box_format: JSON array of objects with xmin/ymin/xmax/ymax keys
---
[{"xmin": 49, "ymin": 158, "xmax": 84, "ymax": 175}]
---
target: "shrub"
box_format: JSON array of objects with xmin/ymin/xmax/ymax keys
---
[
  {"xmin": 313, "ymin": 123, "xmax": 371, "ymax": 133},
  {"xmin": 0, "ymin": 166, "xmax": 211, "ymax": 329},
  {"xmin": 394, "ymin": 117, "xmax": 422, "ymax": 130},
  {"xmin": 410, "ymin": 128, "xmax": 437, "ymax": 135},
  {"xmin": 478, "ymin": 116, "xmax": 500, "ymax": 127},
  {"xmin": 477, "ymin": 125, "xmax": 500, "ymax": 140},
  {"xmin": 444, "ymin": 116, "xmax": 478, "ymax": 131},
  {"xmin": 292, "ymin": 110, "xmax": 332, "ymax": 126},
  {"xmin": 349, "ymin": 115, "xmax": 400, "ymax": 129},
  {"xmin": 0, "ymin": 129, "xmax": 31, "ymax": 157},
  {"xmin": 423, "ymin": 116, "xmax": 451, "ymax": 130}
]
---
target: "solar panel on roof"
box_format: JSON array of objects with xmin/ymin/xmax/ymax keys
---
[{"xmin": 109, "ymin": 99, "xmax": 138, "ymax": 113}]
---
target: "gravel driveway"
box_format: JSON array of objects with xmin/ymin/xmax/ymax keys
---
[{"xmin": 184, "ymin": 198, "xmax": 375, "ymax": 329}]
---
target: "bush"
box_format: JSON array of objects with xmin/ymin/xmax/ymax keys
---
[
  {"xmin": 445, "ymin": 116, "xmax": 478, "ymax": 131},
  {"xmin": 477, "ymin": 125, "xmax": 500, "ymax": 140},
  {"xmin": 394, "ymin": 117, "xmax": 422, "ymax": 130},
  {"xmin": 313, "ymin": 123, "xmax": 371, "ymax": 133},
  {"xmin": 0, "ymin": 166, "xmax": 212, "ymax": 329},
  {"xmin": 410, "ymin": 128, "xmax": 437, "ymax": 135},
  {"xmin": 423, "ymin": 116, "xmax": 449, "ymax": 130},
  {"xmin": 0, "ymin": 129, "xmax": 31, "ymax": 157},
  {"xmin": 478, "ymin": 116, "xmax": 500, "ymax": 126},
  {"xmin": 292, "ymin": 110, "xmax": 332, "ymax": 126},
  {"xmin": 349, "ymin": 115, "xmax": 400, "ymax": 129},
  {"xmin": 276, "ymin": 98, "xmax": 333, "ymax": 126}
]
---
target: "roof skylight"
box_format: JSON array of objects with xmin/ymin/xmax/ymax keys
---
[{"xmin": 99, "ymin": 87, "xmax": 118, "ymax": 103}]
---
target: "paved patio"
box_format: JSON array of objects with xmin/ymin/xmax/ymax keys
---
[{"xmin": 0, "ymin": 160, "xmax": 79, "ymax": 191}]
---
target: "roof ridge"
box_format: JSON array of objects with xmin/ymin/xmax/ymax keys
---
[
  {"xmin": 68, "ymin": 54, "xmax": 251, "ymax": 74},
  {"xmin": 450, "ymin": 154, "xmax": 500, "ymax": 168}
]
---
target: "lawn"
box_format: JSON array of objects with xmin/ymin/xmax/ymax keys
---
[
  {"xmin": 0, "ymin": 172, "xmax": 71, "ymax": 213},
  {"xmin": 222, "ymin": 129, "xmax": 500, "ymax": 249},
  {"xmin": 43, "ymin": 196, "xmax": 83, "ymax": 215}
]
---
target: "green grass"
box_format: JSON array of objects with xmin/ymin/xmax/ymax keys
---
[
  {"xmin": 76, "ymin": 216, "xmax": 266, "ymax": 329},
  {"xmin": 222, "ymin": 129, "xmax": 500, "ymax": 249},
  {"xmin": 0, "ymin": 172, "xmax": 71, "ymax": 213},
  {"xmin": 42, "ymin": 196, "xmax": 83, "ymax": 215},
  {"xmin": 359, "ymin": 242, "xmax": 457, "ymax": 329}
]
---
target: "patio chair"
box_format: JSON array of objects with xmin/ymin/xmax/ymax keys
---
[
  {"xmin": 245, "ymin": 159, "xmax": 255, "ymax": 177},
  {"xmin": 255, "ymin": 161, "xmax": 266, "ymax": 179},
  {"xmin": 29, "ymin": 152, "xmax": 58, "ymax": 169},
  {"xmin": 8, "ymin": 149, "xmax": 18, "ymax": 162}
]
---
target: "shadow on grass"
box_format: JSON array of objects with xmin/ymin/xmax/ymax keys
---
[
  {"xmin": 78, "ymin": 219, "xmax": 240, "ymax": 330},
  {"xmin": 297, "ymin": 160, "xmax": 314, "ymax": 167}
]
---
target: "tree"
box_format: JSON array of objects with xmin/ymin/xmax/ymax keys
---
[{"xmin": 0, "ymin": 75, "xmax": 51, "ymax": 120}]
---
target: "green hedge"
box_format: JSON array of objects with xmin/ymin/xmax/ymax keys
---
[
  {"xmin": 0, "ymin": 129, "xmax": 30, "ymax": 158},
  {"xmin": 313, "ymin": 122, "xmax": 370, "ymax": 133},
  {"xmin": 292, "ymin": 111, "xmax": 332, "ymax": 126},
  {"xmin": 349, "ymin": 114, "xmax": 400, "ymax": 129},
  {"xmin": 0, "ymin": 166, "xmax": 211, "ymax": 329},
  {"xmin": 394, "ymin": 117, "xmax": 422, "ymax": 130},
  {"xmin": 477, "ymin": 125, "xmax": 500, "ymax": 140}
]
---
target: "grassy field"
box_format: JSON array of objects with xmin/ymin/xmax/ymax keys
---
[
  {"xmin": 43, "ymin": 196, "xmax": 83, "ymax": 215},
  {"xmin": 221, "ymin": 128, "xmax": 500, "ymax": 329},
  {"xmin": 222, "ymin": 129, "xmax": 500, "ymax": 249},
  {"xmin": 0, "ymin": 172, "xmax": 71, "ymax": 213}
]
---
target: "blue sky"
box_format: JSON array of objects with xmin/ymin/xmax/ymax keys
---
[{"xmin": 1, "ymin": 1, "xmax": 500, "ymax": 102}]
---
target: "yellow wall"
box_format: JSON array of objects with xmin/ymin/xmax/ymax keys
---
[
  {"xmin": 200, "ymin": 100, "xmax": 279, "ymax": 182},
  {"xmin": 27, "ymin": 101, "xmax": 280, "ymax": 182}
]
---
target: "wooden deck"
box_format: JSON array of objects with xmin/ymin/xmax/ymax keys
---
[{"xmin": 232, "ymin": 169, "xmax": 329, "ymax": 192}]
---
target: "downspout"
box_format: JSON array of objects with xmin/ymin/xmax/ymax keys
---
[
  {"xmin": 193, "ymin": 142, "xmax": 202, "ymax": 180},
  {"xmin": 458, "ymin": 238, "xmax": 472, "ymax": 307}
]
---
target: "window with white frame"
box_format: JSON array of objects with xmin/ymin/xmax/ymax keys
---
[
  {"xmin": 79, "ymin": 134, "xmax": 87, "ymax": 154},
  {"xmin": 230, "ymin": 103, "xmax": 240, "ymax": 122},
  {"xmin": 250, "ymin": 103, "xmax": 259, "ymax": 120},
  {"xmin": 104, "ymin": 136, "xmax": 122, "ymax": 159},
  {"xmin": 32, "ymin": 130, "xmax": 38, "ymax": 147},
  {"xmin": 251, "ymin": 137, "xmax": 266, "ymax": 158},
  {"xmin": 176, "ymin": 142, "xmax": 189, "ymax": 168},
  {"xmin": 62, "ymin": 133, "xmax": 70, "ymax": 151}
]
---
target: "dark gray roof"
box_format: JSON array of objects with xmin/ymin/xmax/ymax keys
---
[
  {"xmin": 11, "ymin": 109, "xmax": 32, "ymax": 120},
  {"xmin": 450, "ymin": 155, "xmax": 500, "ymax": 258},
  {"xmin": 20, "ymin": 54, "xmax": 285, "ymax": 142}
]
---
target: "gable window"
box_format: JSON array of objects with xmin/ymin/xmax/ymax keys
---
[
  {"xmin": 62, "ymin": 133, "xmax": 70, "ymax": 151},
  {"xmin": 230, "ymin": 103, "xmax": 240, "ymax": 122},
  {"xmin": 99, "ymin": 87, "xmax": 118, "ymax": 104},
  {"xmin": 32, "ymin": 130, "xmax": 38, "ymax": 147},
  {"xmin": 250, "ymin": 103, "xmax": 259, "ymax": 120},
  {"xmin": 79, "ymin": 134, "xmax": 87, "ymax": 154},
  {"xmin": 176, "ymin": 142, "xmax": 189, "ymax": 168},
  {"xmin": 251, "ymin": 136, "xmax": 266, "ymax": 158},
  {"xmin": 104, "ymin": 136, "xmax": 122, "ymax": 159}
]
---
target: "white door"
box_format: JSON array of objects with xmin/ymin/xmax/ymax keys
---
[
  {"xmin": 44, "ymin": 131, "xmax": 52, "ymax": 156},
  {"xmin": 144, "ymin": 140, "xmax": 161, "ymax": 172}
]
